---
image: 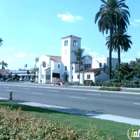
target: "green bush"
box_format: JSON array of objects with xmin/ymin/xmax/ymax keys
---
[
  {"xmin": 133, "ymin": 81, "xmax": 139, "ymax": 85},
  {"xmin": 109, "ymin": 79, "xmax": 119, "ymax": 83},
  {"xmin": 112, "ymin": 83, "xmax": 122, "ymax": 87},
  {"xmin": 0, "ymin": 106, "xmax": 109, "ymax": 140},
  {"xmin": 133, "ymin": 84, "xmax": 140, "ymax": 88},
  {"xmin": 84, "ymin": 80, "xmax": 94, "ymax": 86},
  {"xmin": 121, "ymin": 80, "xmax": 131, "ymax": 84},
  {"xmin": 99, "ymin": 87, "xmax": 121, "ymax": 91}
]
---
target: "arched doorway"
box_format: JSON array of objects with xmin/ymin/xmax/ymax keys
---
[{"xmin": 63, "ymin": 72, "xmax": 69, "ymax": 82}]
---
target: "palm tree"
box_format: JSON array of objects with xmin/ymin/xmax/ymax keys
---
[
  {"xmin": 106, "ymin": 29, "xmax": 132, "ymax": 65},
  {"xmin": 24, "ymin": 64, "xmax": 27, "ymax": 70},
  {"xmin": 0, "ymin": 61, "xmax": 8, "ymax": 69},
  {"xmin": 95, "ymin": 0, "xmax": 130, "ymax": 80},
  {"xmin": 0, "ymin": 38, "xmax": 3, "ymax": 47},
  {"xmin": 72, "ymin": 48, "xmax": 85, "ymax": 84}
]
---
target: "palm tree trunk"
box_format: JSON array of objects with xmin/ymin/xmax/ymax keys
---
[
  {"xmin": 118, "ymin": 47, "xmax": 121, "ymax": 65},
  {"xmin": 79, "ymin": 63, "xmax": 80, "ymax": 84},
  {"xmin": 118, "ymin": 47, "xmax": 121, "ymax": 82},
  {"xmin": 109, "ymin": 27, "xmax": 113, "ymax": 80}
]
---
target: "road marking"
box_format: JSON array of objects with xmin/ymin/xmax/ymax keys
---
[
  {"xmin": 31, "ymin": 92, "xmax": 42, "ymax": 95},
  {"xmin": 22, "ymin": 88, "xmax": 30, "ymax": 90},
  {"xmin": 70, "ymin": 96, "xmax": 86, "ymax": 100},
  {"xmin": 6, "ymin": 89, "xmax": 13, "ymax": 91},
  {"xmin": 86, "ymin": 93, "xmax": 101, "ymax": 96},
  {"xmin": 133, "ymin": 103, "xmax": 140, "ymax": 106},
  {"xmin": 49, "ymin": 90, "xmax": 59, "ymax": 92}
]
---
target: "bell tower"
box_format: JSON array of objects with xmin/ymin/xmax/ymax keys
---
[{"xmin": 61, "ymin": 35, "xmax": 81, "ymax": 82}]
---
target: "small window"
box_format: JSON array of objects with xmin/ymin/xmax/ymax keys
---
[
  {"xmin": 58, "ymin": 64, "xmax": 60, "ymax": 68},
  {"xmin": 73, "ymin": 40, "xmax": 77, "ymax": 46},
  {"xmin": 87, "ymin": 75, "xmax": 90, "ymax": 79},
  {"xmin": 64, "ymin": 40, "xmax": 68, "ymax": 46},
  {"xmin": 77, "ymin": 74, "xmax": 80, "ymax": 79},
  {"xmin": 99, "ymin": 63, "xmax": 102, "ymax": 67},
  {"xmin": 84, "ymin": 64, "xmax": 91, "ymax": 69},
  {"xmin": 72, "ymin": 67, "xmax": 73, "ymax": 70},
  {"xmin": 65, "ymin": 66, "xmax": 67, "ymax": 70},
  {"xmin": 72, "ymin": 76, "xmax": 73, "ymax": 79}
]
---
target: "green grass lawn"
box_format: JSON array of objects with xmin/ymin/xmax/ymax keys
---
[
  {"xmin": 0, "ymin": 100, "xmax": 139, "ymax": 140},
  {"xmin": 126, "ymin": 90, "xmax": 140, "ymax": 93}
]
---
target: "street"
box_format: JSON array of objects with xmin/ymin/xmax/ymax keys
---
[{"xmin": 0, "ymin": 82, "xmax": 140, "ymax": 120}]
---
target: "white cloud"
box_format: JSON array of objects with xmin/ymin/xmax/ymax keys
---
[
  {"xmin": 82, "ymin": 46, "xmax": 90, "ymax": 51},
  {"xmin": 130, "ymin": 19, "xmax": 140, "ymax": 26},
  {"xmin": 134, "ymin": 19, "xmax": 140, "ymax": 23},
  {"xmin": 17, "ymin": 52, "xmax": 26, "ymax": 58},
  {"xmin": 137, "ymin": 52, "xmax": 140, "ymax": 56},
  {"xmin": 3, "ymin": 56, "xmax": 15, "ymax": 63},
  {"xmin": 30, "ymin": 53, "xmax": 35, "ymax": 56},
  {"xmin": 57, "ymin": 13, "xmax": 82, "ymax": 22},
  {"xmin": 9, "ymin": 47, "xmax": 14, "ymax": 51},
  {"xmin": 88, "ymin": 51, "xmax": 105, "ymax": 58},
  {"xmin": 51, "ymin": 46, "xmax": 57, "ymax": 50}
]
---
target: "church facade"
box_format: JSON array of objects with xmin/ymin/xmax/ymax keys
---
[{"xmin": 36, "ymin": 35, "xmax": 118, "ymax": 84}]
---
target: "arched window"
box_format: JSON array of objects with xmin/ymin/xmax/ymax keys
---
[{"xmin": 73, "ymin": 40, "xmax": 77, "ymax": 46}]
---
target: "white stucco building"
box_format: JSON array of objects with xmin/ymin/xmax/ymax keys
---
[{"xmin": 36, "ymin": 35, "xmax": 118, "ymax": 84}]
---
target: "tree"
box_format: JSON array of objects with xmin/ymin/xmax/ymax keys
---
[
  {"xmin": 103, "ymin": 64, "xmax": 116, "ymax": 78},
  {"xmin": 32, "ymin": 66, "xmax": 39, "ymax": 78},
  {"xmin": 72, "ymin": 48, "xmax": 87, "ymax": 84},
  {"xmin": 0, "ymin": 61, "xmax": 8, "ymax": 69},
  {"xmin": 0, "ymin": 38, "xmax": 3, "ymax": 47},
  {"xmin": 106, "ymin": 30, "xmax": 132, "ymax": 65},
  {"xmin": 115, "ymin": 63, "xmax": 134, "ymax": 81},
  {"xmin": 95, "ymin": 0, "xmax": 130, "ymax": 80},
  {"xmin": 130, "ymin": 58, "xmax": 140, "ymax": 78},
  {"xmin": 24, "ymin": 64, "xmax": 27, "ymax": 69}
]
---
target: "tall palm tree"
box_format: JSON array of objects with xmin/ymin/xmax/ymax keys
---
[
  {"xmin": 72, "ymin": 48, "xmax": 86, "ymax": 84},
  {"xmin": 0, "ymin": 38, "xmax": 3, "ymax": 47},
  {"xmin": 24, "ymin": 64, "xmax": 27, "ymax": 69},
  {"xmin": 95, "ymin": 0, "xmax": 130, "ymax": 80},
  {"xmin": 106, "ymin": 29, "xmax": 132, "ymax": 65},
  {"xmin": 0, "ymin": 61, "xmax": 8, "ymax": 69}
]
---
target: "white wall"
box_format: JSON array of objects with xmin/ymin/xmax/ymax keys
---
[
  {"xmin": 36, "ymin": 54, "xmax": 51, "ymax": 83},
  {"xmin": 51, "ymin": 60, "xmax": 62, "ymax": 83},
  {"xmin": 61, "ymin": 36, "xmax": 81, "ymax": 82},
  {"xmin": 73, "ymin": 71, "xmax": 95, "ymax": 84}
]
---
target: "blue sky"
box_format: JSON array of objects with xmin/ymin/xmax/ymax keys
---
[{"xmin": 0, "ymin": 0, "xmax": 140, "ymax": 70}]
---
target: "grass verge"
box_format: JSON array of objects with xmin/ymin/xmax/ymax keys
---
[
  {"xmin": 0, "ymin": 100, "xmax": 139, "ymax": 140},
  {"xmin": 125, "ymin": 90, "xmax": 140, "ymax": 93},
  {"xmin": 99, "ymin": 87, "xmax": 121, "ymax": 91}
]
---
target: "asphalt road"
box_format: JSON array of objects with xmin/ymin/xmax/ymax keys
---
[{"xmin": 0, "ymin": 82, "xmax": 140, "ymax": 119}]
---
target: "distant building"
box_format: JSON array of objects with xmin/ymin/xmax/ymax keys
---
[{"xmin": 36, "ymin": 35, "xmax": 118, "ymax": 84}]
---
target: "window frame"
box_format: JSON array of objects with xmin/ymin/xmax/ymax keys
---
[{"xmin": 87, "ymin": 74, "xmax": 90, "ymax": 79}]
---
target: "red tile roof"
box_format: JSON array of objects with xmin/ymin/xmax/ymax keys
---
[
  {"xmin": 0, "ymin": 69, "xmax": 10, "ymax": 73},
  {"xmin": 76, "ymin": 68, "xmax": 101, "ymax": 73},
  {"xmin": 48, "ymin": 55, "xmax": 61, "ymax": 62}
]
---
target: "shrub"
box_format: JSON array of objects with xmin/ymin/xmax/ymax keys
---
[
  {"xmin": 133, "ymin": 81, "xmax": 139, "ymax": 85},
  {"xmin": 109, "ymin": 79, "xmax": 119, "ymax": 83},
  {"xmin": 0, "ymin": 106, "xmax": 111, "ymax": 140},
  {"xmin": 99, "ymin": 87, "xmax": 121, "ymax": 91},
  {"xmin": 133, "ymin": 84, "xmax": 140, "ymax": 88},
  {"xmin": 112, "ymin": 83, "xmax": 122, "ymax": 87},
  {"xmin": 121, "ymin": 80, "xmax": 130, "ymax": 84},
  {"xmin": 84, "ymin": 80, "xmax": 94, "ymax": 86}
]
